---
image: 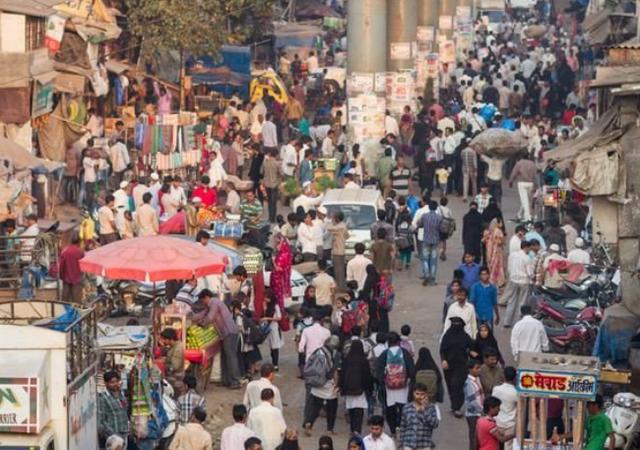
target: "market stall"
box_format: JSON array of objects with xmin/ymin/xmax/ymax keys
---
[{"xmin": 516, "ymin": 352, "xmax": 600, "ymax": 450}]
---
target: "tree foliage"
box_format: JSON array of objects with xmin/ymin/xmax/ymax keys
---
[{"xmin": 125, "ymin": 0, "xmax": 276, "ymax": 56}]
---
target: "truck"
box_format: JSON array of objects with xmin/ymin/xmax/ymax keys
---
[
  {"xmin": 0, "ymin": 300, "xmax": 98, "ymax": 450},
  {"xmin": 477, "ymin": 0, "xmax": 507, "ymax": 32}
]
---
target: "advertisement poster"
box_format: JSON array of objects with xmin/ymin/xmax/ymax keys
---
[
  {"xmin": 390, "ymin": 42, "xmax": 412, "ymax": 60},
  {"xmin": 439, "ymin": 15, "xmax": 453, "ymax": 30},
  {"xmin": 348, "ymin": 72, "xmax": 374, "ymax": 94},
  {"xmin": 439, "ymin": 40, "xmax": 456, "ymax": 64},
  {"xmin": 374, "ymin": 72, "xmax": 388, "ymax": 93},
  {"xmin": 68, "ymin": 371, "xmax": 98, "ymax": 450},
  {"xmin": 517, "ymin": 370, "xmax": 598, "ymax": 400},
  {"xmin": 44, "ymin": 14, "xmax": 66, "ymax": 53},
  {"xmin": 456, "ymin": 6, "xmax": 471, "ymax": 18},
  {"xmin": 32, "ymin": 82, "xmax": 54, "ymax": 118},
  {"xmin": 417, "ymin": 26, "xmax": 435, "ymax": 43}
]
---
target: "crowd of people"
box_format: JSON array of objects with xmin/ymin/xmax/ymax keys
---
[{"xmin": 33, "ymin": 0, "xmax": 621, "ymax": 449}]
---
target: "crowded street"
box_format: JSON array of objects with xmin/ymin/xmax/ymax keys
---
[{"xmin": 1, "ymin": 0, "xmax": 640, "ymax": 450}]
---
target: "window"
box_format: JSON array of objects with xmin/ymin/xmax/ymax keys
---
[
  {"xmin": 324, "ymin": 204, "xmax": 376, "ymax": 230},
  {"xmin": 25, "ymin": 16, "xmax": 46, "ymax": 51}
]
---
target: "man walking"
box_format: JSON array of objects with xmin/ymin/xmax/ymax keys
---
[
  {"xmin": 508, "ymin": 154, "xmax": 536, "ymax": 222},
  {"xmin": 221, "ymin": 405, "xmax": 257, "ymax": 450},
  {"xmin": 326, "ymin": 211, "xmax": 349, "ymax": 289},
  {"xmin": 510, "ymin": 305, "xmax": 549, "ymax": 362},
  {"xmin": 98, "ymin": 371, "xmax": 129, "ymax": 448},
  {"xmin": 460, "ymin": 139, "xmax": 478, "ymax": 202},
  {"xmin": 247, "ymin": 389, "xmax": 286, "ymax": 450},
  {"xmin": 502, "ymin": 241, "xmax": 533, "ymax": 328},
  {"xmin": 261, "ymin": 149, "xmax": 282, "ymax": 224},
  {"xmin": 244, "ymin": 363, "xmax": 282, "ymax": 410},
  {"xmin": 418, "ymin": 201, "xmax": 443, "ymax": 286},
  {"xmin": 398, "ymin": 384, "xmax": 439, "ymax": 449},
  {"xmin": 59, "ymin": 232, "xmax": 84, "ymax": 303}
]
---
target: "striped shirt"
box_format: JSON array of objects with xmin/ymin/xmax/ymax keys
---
[
  {"xmin": 240, "ymin": 199, "xmax": 263, "ymax": 230},
  {"xmin": 389, "ymin": 167, "xmax": 411, "ymax": 196}
]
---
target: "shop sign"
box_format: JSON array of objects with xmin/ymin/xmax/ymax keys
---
[
  {"xmin": 517, "ymin": 369, "xmax": 598, "ymax": 400},
  {"xmin": 32, "ymin": 82, "xmax": 54, "ymax": 118}
]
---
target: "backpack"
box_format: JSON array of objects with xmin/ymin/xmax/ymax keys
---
[
  {"xmin": 303, "ymin": 347, "xmax": 332, "ymax": 387},
  {"xmin": 375, "ymin": 277, "xmax": 395, "ymax": 311},
  {"xmin": 384, "ymin": 349, "xmax": 408, "ymax": 389},
  {"xmin": 384, "ymin": 199, "xmax": 396, "ymax": 224},
  {"xmin": 439, "ymin": 216, "xmax": 456, "ymax": 237},
  {"xmin": 244, "ymin": 315, "xmax": 270, "ymax": 346},
  {"xmin": 340, "ymin": 302, "xmax": 369, "ymax": 334},
  {"xmin": 415, "ymin": 369, "xmax": 439, "ymax": 402}
]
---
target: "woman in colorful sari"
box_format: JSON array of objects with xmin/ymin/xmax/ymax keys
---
[
  {"xmin": 483, "ymin": 217, "xmax": 506, "ymax": 287},
  {"xmin": 270, "ymin": 233, "xmax": 293, "ymax": 313}
]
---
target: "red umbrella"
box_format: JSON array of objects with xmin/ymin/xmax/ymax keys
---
[{"xmin": 79, "ymin": 236, "xmax": 228, "ymax": 281}]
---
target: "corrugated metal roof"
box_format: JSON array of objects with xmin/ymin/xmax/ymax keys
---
[
  {"xmin": 590, "ymin": 65, "xmax": 640, "ymax": 87},
  {"xmin": 0, "ymin": 0, "xmax": 60, "ymax": 17}
]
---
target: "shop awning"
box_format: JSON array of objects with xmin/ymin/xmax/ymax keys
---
[
  {"xmin": 0, "ymin": 0, "xmax": 60, "ymax": 17},
  {"xmin": 590, "ymin": 65, "xmax": 640, "ymax": 88},
  {"xmin": 105, "ymin": 59, "xmax": 130, "ymax": 75},
  {"xmin": 0, "ymin": 137, "xmax": 64, "ymax": 172}
]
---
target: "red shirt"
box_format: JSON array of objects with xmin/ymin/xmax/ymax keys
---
[
  {"xmin": 562, "ymin": 109, "xmax": 576, "ymax": 126},
  {"xmin": 59, "ymin": 244, "xmax": 85, "ymax": 285},
  {"xmin": 191, "ymin": 186, "xmax": 217, "ymax": 207},
  {"xmin": 476, "ymin": 416, "xmax": 499, "ymax": 450}
]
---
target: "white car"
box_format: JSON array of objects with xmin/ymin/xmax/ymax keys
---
[{"xmin": 263, "ymin": 269, "xmax": 308, "ymax": 311}]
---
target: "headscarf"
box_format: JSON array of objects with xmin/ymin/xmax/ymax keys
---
[
  {"xmin": 279, "ymin": 437, "xmax": 300, "ymax": 450},
  {"xmin": 318, "ymin": 436, "xmax": 334, "ymax": 450},
  {"xmin": 360, "ymin": 264, "xmax": 380, "ymax": 300},
  {"xmin": 344, "ymin": 340, "xmax": 367, "ymax": 365},
  {"xmin": 440, "ymin": 317, "xmax": 472, "ymax": 365},
  {"xmin": 481, "ymin": 199, "xmax": 504, "ymax": 230},
  {"xmin": 347, "ymin": 435, "xmax": 366, "ymax": 450},
  {"xmin": 473, "ymin": 323, "xmax": 504, "ymax": 364},
  {"xmin": 415, "ymin": 347, "xmax": 440, "ymax": 372}
]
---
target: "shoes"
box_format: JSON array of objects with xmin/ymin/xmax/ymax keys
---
[
  {"xmin": 304, "ymin": 424, "xmax": 312, "ymax": 437},
  {"xmin": 274, "ymin": 366, "xmax": 279, "ymax": 372},
  {"xmin": 453, "ymin": 410, "xmax": 464, "ymax": 418},
  {"xmin": 405, "ymin": 264, "xmax": 410, "ymax": 269},
  {"xmin": 440, "ymin": 253, "xmax": 447, "ymax": 261},
  {"xmin": 422, "ymin": 279, "xmax": 429, "ymax": 286}
]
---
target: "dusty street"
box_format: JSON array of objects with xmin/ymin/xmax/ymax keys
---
[{"xmin": 205, "ymin": 184, "xmax": 519, "ymax": 449}]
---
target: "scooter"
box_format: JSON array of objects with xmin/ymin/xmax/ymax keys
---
[
  {"xmin": 605, "ymin": 392, "xmax": 640, "ymax": 450},
  {"xmin": 545, "ymin": 321, "xmax": 597, "ymax": 355}
]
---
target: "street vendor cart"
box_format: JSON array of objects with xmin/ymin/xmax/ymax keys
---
[{"xmin": 516, "ymin": 352, "xmax": 600, "ymax": 449}]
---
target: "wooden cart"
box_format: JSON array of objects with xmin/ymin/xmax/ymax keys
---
[{"xmin": 516, "ymin": 352, "xmax": 600, "ymax": 450}]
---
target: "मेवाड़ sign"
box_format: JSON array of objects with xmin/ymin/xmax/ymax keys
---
[{"xmin": 517, "ymin": 369, "xmax": 598, "ymax": 400}]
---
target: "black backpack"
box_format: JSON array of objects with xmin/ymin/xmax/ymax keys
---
[
  {"xmin": 384, "ymin": 199, "xmax": 396, "ymax": 224},
  {"xmin": 243, "ymin": 314, "xmax": 270, "ymax": 346}
]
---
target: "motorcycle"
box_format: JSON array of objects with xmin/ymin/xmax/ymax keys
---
[
  {"xmin": 545, "ymin": 321, "xmax": 597, "ymax": 355},
  {"xmin": 605, "ymin": 392, "xmax": 640, "ymax": 450},
  {"xmin": 536, "ymin": 296, "xmax": 602, "ymax": 326}
]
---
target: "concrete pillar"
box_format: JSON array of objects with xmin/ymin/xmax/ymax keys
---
[
  {"xmin": 347, "ymin": 0, "xmax": 387, "ymax": 74},
  {"xmin": 438, "ymin": 0, "xmax": 458, "ymax": 40},
  {"xmin": 417, "ymin": 0, "xmax": 439, "ymax": 28},
  {"xmin": 387, "ymin": 0, "xmax": 418, "ymax": 71}
]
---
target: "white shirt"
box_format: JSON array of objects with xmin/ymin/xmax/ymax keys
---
[
  {"xmin": 411, "ymin": 205, "xmax": 430, "ymax": 241},
  {"xmin": 170, "ymin": 185, "xmax": 187, "ymax": 206},
  {"xmin": 297, "ymin": 222, "xmax": 316, "ymax": 254},
  {"xmin": 108, "ymin": 142, "xmax": 130, "ymax": 173},
  {"xmin": 344, "ymin": 180, "xmax": 360, "ymax": 189},
  {"xmin": 346, "ymin": 254, "xmax": 372, "ymax": 291},
  {"xmin": 567, "ymin": 248, "xmax": 591, "ymax": 265},
  {"xmin": 492, "ymin": 383, "xmax": 518, "ymax": 429},
  {"xmin": 291, "ymin": 194, "xmax": 323, "ymax": 213},
  {"xmin": 298, "ymin": 323, "xmax": 331, "ymax": 359},
  {"xmin": 243, "ymin": 378, "xmax": 282, "ymax": 410},
  {"xmin": 443, "ymin": 301, "xmax": 478, "ymax": 338},
  {"xmin": 321, "ymin": 136, "xmax": 334, "ymax": 157},
  {"xmin": 311, "ymin": 218, "xmax": 324, "ymax": 246},
  {"xmin": 510, "ymin": 315, "xmax": 549, "ymax": 359},
  {"xmin": 280, "ymin": 144, "xmax": 297, "ymax": 177},
  {"xmin": 246, "ymin": 402, "xmax": 287, "ymax": 450},
  {"xmin": 132, "ymin": 184, "xmax": 149, "ymax": 210},
  {"xmin": 20, "ymin": 223, "xmax": 39, "ymax": 262},
  {"xmin": 262, "ymin": 121, "xmax": 278, "ymax": 148},
  {"xmin": 220, "ymin": 423, "xmax": 256, "ymax": 450},
  {"xmin": 384, "ymin": 115, "xmax": 399, "ymax": 136},
  {"xmin": 509, "ymin": 234, "xmax": 522, "ymax": 255},
  {"xmin": 508, "ymin": 250, "xmax": 533, "ymax": 284},
  {"xmin": 363, "ymin": 433, "xmax": 396, "ymax": 450}
]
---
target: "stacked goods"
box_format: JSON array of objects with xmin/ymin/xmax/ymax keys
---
[
  {"xmin": 186, "ymin": 325, "xmax": 218, "ymax": 349},
  {"xmin": 243, "ymin": 247, "xmax": 264, "ymax": 275},
  {"xmin": 469, "ymin": 128, "xmax": 528, "ymax": 158},
  {"xmin": 211, "ymin": 221, "xmax": 244, "ymax": 239}
]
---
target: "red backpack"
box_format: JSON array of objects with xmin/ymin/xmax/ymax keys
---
[
  {"xmin": 375, "ymin": 277, "xmax": 396, "ymax": 311},
  {"xmin": 341, "ymin": 302, "xmax": 369, "ymax": 334}
]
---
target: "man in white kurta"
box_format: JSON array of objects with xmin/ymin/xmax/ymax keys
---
[{"xmin": 246, "ymin": 389, "xmax": 286, "ymax": 450}]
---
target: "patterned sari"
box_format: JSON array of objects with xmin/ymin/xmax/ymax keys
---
[
  {"xmin": 484, "ymin": 219, "xmax": 506, "ymax": 287},
  {"xmin": 270, "ymin": 236, "xmax": 292, "ymax": 311}
]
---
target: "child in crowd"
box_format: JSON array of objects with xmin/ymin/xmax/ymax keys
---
[
  {"xmin": 400, "ymin": 324, "xmax": 415, "ymax": 357},
  {"xmin": 435, "ymin": 163, "xmax": 452, "ymax": 195}
]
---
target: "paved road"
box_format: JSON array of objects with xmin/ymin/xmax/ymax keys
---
[{"xmin": 206, "ymin": 183, "xmax": 520, "ymax": 449}]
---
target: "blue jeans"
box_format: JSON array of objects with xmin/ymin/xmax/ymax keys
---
[{"xmin": 421, "ymin": 243, "xmax": 439, "ymax": 280}]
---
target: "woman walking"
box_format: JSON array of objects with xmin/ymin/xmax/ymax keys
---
[
  {"xmin": 414, "ymin": 347, "xmax": 445, "ymax": 406},
  {"xmin": 483, "ymin": 218, "xmax": 506, "ymax": 287},
  {"xmin": 262, "ymin": 292, "xmax": 285, "ymax": 370},
  {"xmin": 339, "ymin": 341, "xmax": 373, "ymax": 435},
  {"xmin": 440, "ymin": 316, "xmax": 474, "ymax": 418},
  {"xmin": 270, "ymin": 233, "xmax": 293, "ymax": 313},
  {"xmin": 395, "ymin": 196, "xmax": 414, "ymax": 270}
]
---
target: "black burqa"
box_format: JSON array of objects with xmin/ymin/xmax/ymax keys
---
[
  {"xmin": 360, "ymin": 264, "xmax": 388, "ymax": 333},
  {"xmin": 439, "ymin": 318, "xmax": 474, "ymax": 412},
  {"xmin": 462, "ymin": 207, "xmax": 483, "ymax": 261},
  {"xmin": 414, "ymin": 347, "xmax": 445, "ymax": 403}
]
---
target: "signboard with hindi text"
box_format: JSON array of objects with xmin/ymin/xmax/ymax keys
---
[{"xmin": 516, "ymin": 352, "xmax": 600, "ymax": 401}]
